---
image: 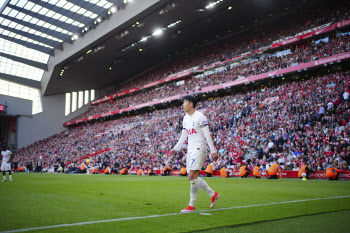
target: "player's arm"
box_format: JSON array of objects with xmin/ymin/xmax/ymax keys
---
[
  {"xmin": 9, "ymin": 152, "xmax": 14, "ymax": 163},
  {"xmin": 170, "ymin": 129, "xmax": 188, "ymax": 155},
  {"xmin": 202, "ymin": 126, "xmax": 218, "ymax": 161}
]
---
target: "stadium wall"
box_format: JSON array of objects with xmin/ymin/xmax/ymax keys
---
[
  {"xmin": 0, "ymin": 94, "xmax": 31, "ymax": 149},
  {"xmin": 0, "ymin": 94, "xmax": 32, "ymax": 116},
  {"xmin": 16, "ymin": 90, "xmax": 105, "ymax": 149}
]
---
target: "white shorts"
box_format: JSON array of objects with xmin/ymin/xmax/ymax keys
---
[
  {"xmin": 186, "ymin": 148, "xmax": 207, "ymax": 172},
  {"xmin": 1, "ymin": 162, "xmax": 11, "ymax": 171}
]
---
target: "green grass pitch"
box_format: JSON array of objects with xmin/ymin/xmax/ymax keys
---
[{"xmin": 0, "ymin": 173, "xmax": 350, "ymax": 233}]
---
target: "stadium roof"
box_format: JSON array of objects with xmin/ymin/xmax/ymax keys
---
[
  {"xmin": 0, "ymin": 0, "xmax": 326, "ymax": 96},
  {"xmin": 0, "ymin": 0, "xmax": 125, "ymax": 88}
]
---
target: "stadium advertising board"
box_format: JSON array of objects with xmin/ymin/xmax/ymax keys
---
[
  {"xmin": 270, "ymin": 18, "xmax": 350, "ymax": 49},
  {"xmin": 88, "ymin": 169, "xmax": 350, "ymax": 179},
  {"xmin": 90, "ymin": 71, "xmax": 192, "ymax": 106},
  {"xmin": 90, "ymin": 87, "xmax": 141, "ymax": 105}
]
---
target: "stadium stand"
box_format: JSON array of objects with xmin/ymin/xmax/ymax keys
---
[
  {"xmin": 10, "ymin": 2, "xmax": 350, "ymax": 177},
  {"xmin": 69, "ymin": 33, "xmax": 350, "ymax": 122},
  {"xmin": 16, "ymin": 68, "xmax": 350, "ymax": 175}
]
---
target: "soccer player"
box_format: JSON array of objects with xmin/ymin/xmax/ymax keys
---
[
  {"xmin": 1, "ymin": 145, "xmax": 14, "ymax": 182},
  {"xmin": 170, "ymin": 95, "xmax": 219, "ymax": 213}
]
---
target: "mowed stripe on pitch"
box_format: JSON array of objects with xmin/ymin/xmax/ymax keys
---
[{"xmin": 1, "ymin": 195, "xmax": 350, "ymax": 233}]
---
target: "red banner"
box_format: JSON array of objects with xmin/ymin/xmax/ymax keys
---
[
  {"xmin": 90, "ymin": 71, "xmax": 192, "ymax": 106},
  {"xmin": 143, "ymin": 80, "xmax": 161, "ymax": 89},
  {"xmin": 90, "ymin": 87, "xmax": 141, "ymax": 105},
  {"xmin": 337, "ymin": 19, "xmax": 350, "ymax": 29},
  {"xmin": 271, "ymin": 24, "xmax": 335, "ymax": 48},
  {"xmin": 90, "ymin": 96, "xmax": 113, "ymax": 105},
  {"xmin": 143, "ymin": 70, "xmax": 193, "ymax": 89},
  {"xmin": 198, "ymin": 51, "xmax": 263, "ymax": 71},
  {"xmin": 270, "ymin": 18, "xmax": 350, "ymax": 49},
  {"xmin": 0, "ymin": 104, "xmax": 4, "ymax": 112}
]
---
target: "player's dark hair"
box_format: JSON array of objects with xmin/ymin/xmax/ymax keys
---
[
  {"xmin": 183, "ymin": 95, "xmax": 197, "ymax": 108},
  {"xmin": 1, "ymin": 145, "xmax": 6, "ymax": 151}
]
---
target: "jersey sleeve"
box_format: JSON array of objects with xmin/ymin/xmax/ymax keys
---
[
  {"xmin": 182, "ymin": 115, "xmax": 187, "ymax": 129},
  {"xmin": 199, "ymin": 114, "xmax": 209, "ymax": 128},
  {"xmin": 173, "ymin": 129, "xmax": 188, "ymax": 151}
]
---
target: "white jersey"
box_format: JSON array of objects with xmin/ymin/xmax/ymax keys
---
[
  {"xmin": 1, "ymin": 150, "xmax": 12, "ymax": 163},
  {"xmin": 183, "ymin": 111, "xmax": 209, "ymax": 151}
]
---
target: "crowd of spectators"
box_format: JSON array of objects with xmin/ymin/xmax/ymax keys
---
[
  {"xmin": 8, "ymin": 2, "xmax": 350, "ymax": 175},
  {"xmin": 90, "ymin": 0, "xmax": 350, "ymax": 104},
  {"xmin": 14, "ymin": 69, "xmax": 350, "ymax": 175},
  {"xmin": 71, "ymin": 33, "xmax": 350, "ymax": 121}
]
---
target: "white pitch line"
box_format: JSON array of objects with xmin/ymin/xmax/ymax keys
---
[{"xmin": 1, "ymin": 195, "xmax": 349, "ymax": 233}]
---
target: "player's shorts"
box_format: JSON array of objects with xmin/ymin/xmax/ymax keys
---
[
  {"xmin": 1, "ymin": 162, "xmax": 11, "ymax": 171},
  {"xmin": 186, "ymin": 148, "xmax": 207, "ymax": 172}
]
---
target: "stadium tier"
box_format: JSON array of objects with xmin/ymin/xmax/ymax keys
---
[
  {"xmin": 16, "ymin": 68, "xmax": 350, "ymax": 176},
  {"xmin": 65, "ymin": 32, "xmax": 350, "ymax": 125}
]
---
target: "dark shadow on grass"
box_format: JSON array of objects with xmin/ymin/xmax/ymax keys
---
[{"xmin": 189, "ymin": 209, "xmax": 350, "ymax": 233}]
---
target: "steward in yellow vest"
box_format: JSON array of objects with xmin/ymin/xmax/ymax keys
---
[
  {"xmin": 104, "ymin": 166, "xmax": 111, "ymax": 174},
  {"xmin": 180, "ymin": 167, "xmax": 187, "ymax": 176},
  {"xmin": 205, "ymin": 163, "xmax": 214, "ymax": 177},
  {"xmin": 148, "ymin": 168, "xmax": 156, "ymax": 176},
  {"xmin": 267, "ymin": 163, "xmax": 282, "ymax": 179},
  {"xmin": 162, "ymin": 165, "xmax": 172, "ymax": 176},
  {"xmin": 92, "ymin": 167, "xmax": 98, "ymax": 174},
  {"xmin": 298, "ymin": 161, "xmax": 310, "ymax": 180},
  {"xmin": 326, "ymin": 166, "xmax": 340, "ymax": 180},
  {"xmin": 253, "ymin": 164, "xmax": 262, "ymax": 178},
  {"xmin": 220, "ymin": 166, "xmax": 229, "ymax": 178},
  {"xmin": 120, "ymin": 167, "xmax": 127, "ymax": 175},
  {"xmin": 239, "ymin": 164, "xmax": 250, "ymax": 178}
]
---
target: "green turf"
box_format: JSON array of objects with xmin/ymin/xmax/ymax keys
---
[
  {"xmin": 0, "ymin": 173, "xmax": 349, "ymax": 233},
  {"xmin": 198, "ymin": 210, "xmax": 350, "ymax": 233}
]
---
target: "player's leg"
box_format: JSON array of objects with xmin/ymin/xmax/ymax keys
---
[
  {"xmin": 2, "ymin": 171, "xmax": 6, "ymax": 182},
  {"xmin": 188, "ymin": 169, "xmax": 200, "ymax": 206},
  {"xmin": 197, "ymin": 152, "xmax": 220, "ymax": 208},
  {"xmin": 198, "ymin": 176, "xmax": 220, "ymax": 208},
  {"xmin": 181, "ymin": 151, "xmax": 199, "ymax": 213},
  {"xmin": 2, "ymin": 162, "xmax": 7, "ymax": 181},
  {"xmin": 8, "ymin": 169, "xmax": 12, "ymax": 181},
  {"xmin": 190, "ymin": 152, "xmax": 219, "ymax": 208},
  {"xmin": 181, "ymin": 169, "xmax": 199, "ymax": 213}
]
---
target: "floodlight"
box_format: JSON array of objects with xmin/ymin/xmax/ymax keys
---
[
  {"xmin": 110, "ymin": 6, "xmax": 117, "ymax": 13},
  {"xmin": 152, "ymin": 29, "xmax": 163, "ymax": 36}
]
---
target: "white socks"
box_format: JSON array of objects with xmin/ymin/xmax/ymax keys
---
[
  {"xmin": 189, "ymin": 178, "xmax": 215, "ymax": 207},
  {"xmin": 9, "ymin": 175, "xmax": 12, "ymax": 181},
  {"xmin": 3, "ymin": 175, "xmax": 5, "ymax": 180},
  {"xmin": 198, "ymin": 178, "xmax": 215, "ymax": 197},
  {"xmin": 189, "ymin": 179, "xmax": 199, "ymax": 207}
]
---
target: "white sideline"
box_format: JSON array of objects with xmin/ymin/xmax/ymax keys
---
[{"xmin": 1, "ymin": 195, "xmax": 350, "ymax": 233}]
